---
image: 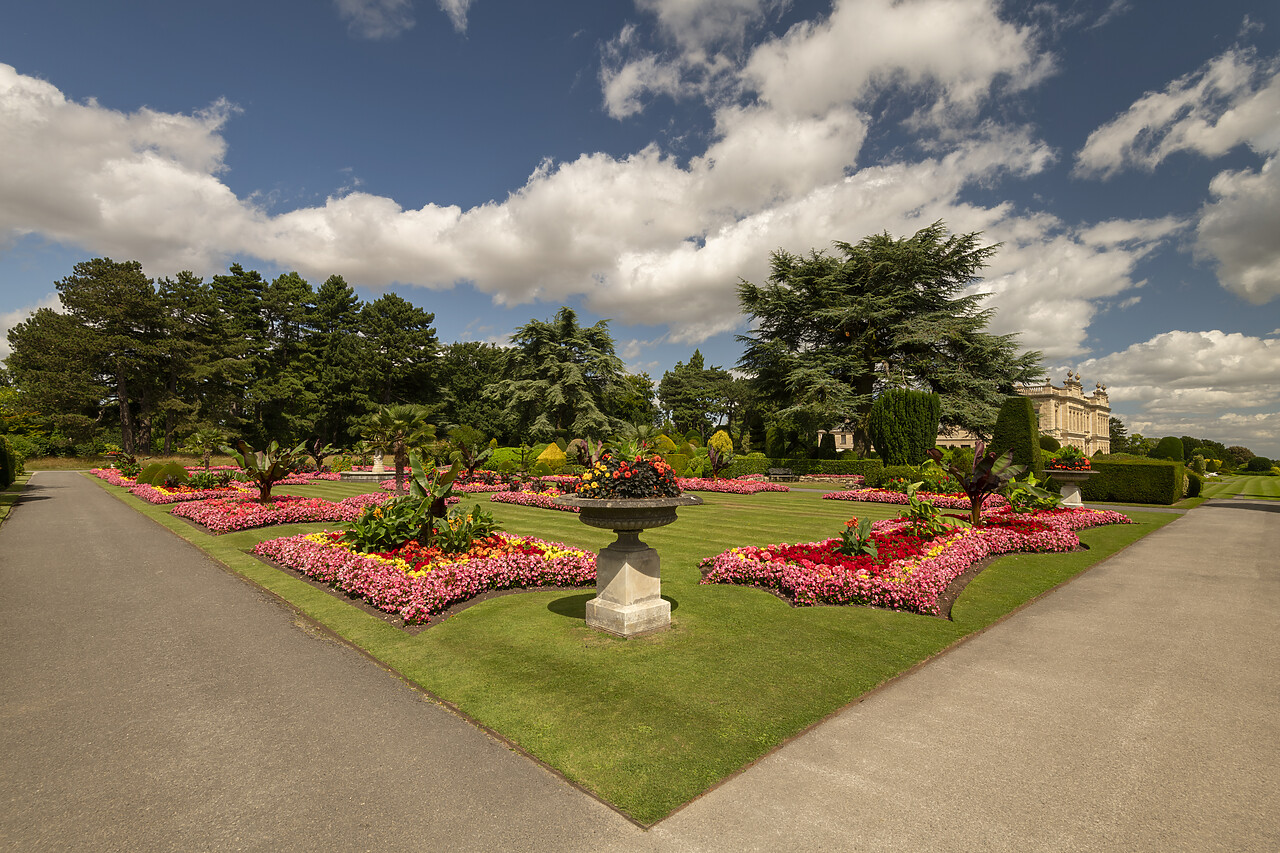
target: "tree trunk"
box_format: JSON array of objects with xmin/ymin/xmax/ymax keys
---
[{"xmin": 117, "ymin": 364, "xmax": 136, "ymax": 454}]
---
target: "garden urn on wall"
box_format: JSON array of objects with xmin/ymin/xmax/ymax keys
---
[{"xmin": 554, "ymin": 454, "xmax": 700, "ymax": 637}]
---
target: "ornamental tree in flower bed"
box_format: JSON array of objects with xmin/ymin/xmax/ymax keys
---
[
  {"xmin": 699, "ymin": 507, "xmax": 1128, "ymax": 616},
  {"xmin": 677, "ymin": 477, "xmax": 791, "ymax": 494},
  {"xmin": 253, "ymin": 531, "xmax": 596, "ymax": 625},
  {"xmin": 171, "ymin": 492, "xmax": 398, "ymax": 534}
]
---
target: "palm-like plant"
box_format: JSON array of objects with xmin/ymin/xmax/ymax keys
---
[
  {"xmin": 360, "ymin": 404, "xmax": 436, "ymax": 493},
  {"xmin": 181, "ymin": 427, "xmax": 227, "ymax": 472}
]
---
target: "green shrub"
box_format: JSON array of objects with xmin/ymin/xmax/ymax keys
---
[
  {"xmin": 663, "ymin": 453, "xmax": 690, "ymax": 477},
  {"xmin": 1186, "ymin": 471, "xmax": 1204, "ymax": 498},
  {"xmin": 867, "ymin": 389, "xmax": 941, "ymax": 466},
  {"xmin": 1150, "ymin": 436, "xmax": 1185, "ymax": 461},
  {"xmin": 1078, "ymin": 459, "xmax": 1185, "ymax": 505},
  {"xmin": 684, "ymin": 430, "xmax": 703, "ymax": 447},
  {"xmin": 1245, "ymin": 456, "xmax": 1273, "ymax": 472},
  {"xmin": 1039, "ymin": 435, "xmax": 1061, "ymax": 452},
  {"xmin": 991, "ymin": 395, "xmax": 1043, "ymax": 480},
  {"xmin": 1189, "ymin": 454, "xmax": 1206, "ymax": 475},
  {"xmin": 868, "ymin": 464, "xmax": 919, "ymax": 489},
  {"xmin": 655, "ymin": 434, "xmax": 678, "ymax": 454}
]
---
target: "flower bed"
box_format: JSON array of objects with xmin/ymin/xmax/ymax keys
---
[
  {"xmin": 677, "ymin": 477, "xmax": 790, "ymax": 494},
  {"xmin": 128, "ymin": 482, "xmax": 252, "ymax": 504},
  {"xmin": 171, "ymin": 492, "xmax": 395, "ymax": 534},
  {"xmin": 489, "ymin": 490, "xmax": 580, "ymax": 512},
  {"xmin": 275, "ymin": 471, "xmax": 342, "ymax": 484},
  {"xmin": 91, "ymin": 468, "xmax": 135, "ymax": 487},
  {"xmin": 699, "ymin": 507, "xmax": 1129, "ymax": 616},
  {"xmin": 253, "ymin": 531, "xmax": 596, "ymax": 625},
  {"xmin": 822, "ymin": 487, "xmax": 1008, "ymax": 509}
]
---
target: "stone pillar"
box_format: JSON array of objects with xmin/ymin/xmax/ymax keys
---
[{"xmin": 585, "ymin": 531, "xmax": 671, "ymax": 637}]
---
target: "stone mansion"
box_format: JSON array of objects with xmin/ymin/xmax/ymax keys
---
[{"xmin": 821, "ymin": 372, "xmax": 1113, "ymax": 455}]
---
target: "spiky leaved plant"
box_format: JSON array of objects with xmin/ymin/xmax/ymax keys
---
[
  {"xmin": 927, "ymin": 440, "xmax": 1025, "ymax": 527},
  {"xmin": 223, "ymin": 440, "xmax": 308, "ymax": 503}
]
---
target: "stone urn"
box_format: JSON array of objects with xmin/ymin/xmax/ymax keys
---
[
  {"xmin": 1047, "ymin": 468, "xmax": 1094, "ymax": 507},
  {"xmin": 371, "ymin": 452, "xmax": 386, "ymax": 475},
  {"xmin": 553, "ymin": 494, "xmax": 703, "ymax": 637}
]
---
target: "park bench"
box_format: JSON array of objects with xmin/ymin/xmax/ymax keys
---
[{"xmin": 767, "ymin": 467, "xmax": 796, "ymax": 482}]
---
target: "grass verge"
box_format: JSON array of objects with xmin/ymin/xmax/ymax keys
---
[
  {"xmin": 0, "ymin": 473, "xmax": 32, "ymax": 527},
  {"xmin": 88, "ymin": 474, "xmax": 1177, "ymax": 824}
]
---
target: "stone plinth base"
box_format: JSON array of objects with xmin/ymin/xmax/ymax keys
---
[
  {"xmin": 338, "ymin": 471, "xmax": 388, "ymax": 483},
  {"xmin": 585, "ymin": 596, "xmax": 671, "ymax": 637},
  {"xmin": 586, "ymin": 531, "xmax": 670, "ymax": 637}
]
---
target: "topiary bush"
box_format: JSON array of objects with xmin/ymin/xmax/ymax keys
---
[
  {"xmin": 1150, "ymin": 436, "xmax": 1185, "ymax": 461},
  {"xmin": 991, "ymin": 395, "xmax": 1043, "ymax": 480},
  {"xmin": 867, "ymin": 389, "xmax": 941, "ymax": 466},
  {"xmin": 1039, "ymin": 435, "xmax": 1061, "ymax": 452},
  {"xmin": 536, "ymin": 443, "xmax": 568, "ymax": 473},
  {"xmin": 663, "ymin": 453, "xmax": 690, "ymax": 476},
  {"xmin": 655, "ymin": 434, "xmax": 678, "ymax": 454},
  {"xmin": 1186, "ymin": 471, "xmax": 1204, "ymax": 498}
]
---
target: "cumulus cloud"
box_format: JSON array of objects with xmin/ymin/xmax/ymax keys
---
[
  {"xmin": 1070, "ymin": 330, "xmax": 1280, "ymax": 453},
  {"xmin": 333, "ymin": 0, "xmax": 416, "ymax": 39},
  {"xmin": 0, "ymin": 292, "xmax": 63, "ymax": 359},
  {"xmin": 1076, "ymin": 45, "xmax": 1280, "ymax": 306},
  {"xmin": 1075, "ymin": 47, "xmax": 1280, "ymax": 177}
]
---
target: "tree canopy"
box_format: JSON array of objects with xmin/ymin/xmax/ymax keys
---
[{"xmin": 737, "ymin": 222, "xmax": 1043, "ymax": 452}]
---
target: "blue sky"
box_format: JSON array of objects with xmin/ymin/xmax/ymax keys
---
[{"xmin": 1, "ymin": 0, "xmax": 1278, "ymax": 456}]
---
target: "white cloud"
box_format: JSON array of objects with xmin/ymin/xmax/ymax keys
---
[
  {"xmin": 1076, "ymin": 46, "xmax": 1280, "ymax": 306},
  {"xmin": 1195, "ymin": 157, "xmax": 1280, "ymax": 304},
  {"xmin": 333, "ymin": 0, "xmax": 416, "ymax": 40},
  {"xmin": 1, "ymin": 292, "xmax": 63, "ymax": 359},
  {"xmin": 1075, "ymin": 47, "xmax": 1280, "ymax": 178},
  {"xmin": 437, "ymin": 0, "xmax": 474, "ymax": 33},
  {"xmin": 743, "ymin": 0, "xmax": 1050, "ymax": 119},
  {"xmin": 1070, "ymin": 330, "xmax": 1280, "ymax": 454}
]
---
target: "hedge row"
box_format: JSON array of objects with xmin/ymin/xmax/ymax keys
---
[
  {"xmin": 727, "ymin": 455, "xmax": 885, "ymax": 479},
  {"xmin": 1077, "ymin": 458, "xmax": 1186, "ymax": 505},
  {"xmin": 0, "ymin": 436, "xmax": 18, "ymax": 488}
]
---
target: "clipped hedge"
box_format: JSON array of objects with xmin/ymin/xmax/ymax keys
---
[
  {"xmin": 868, "ymin": 389, "xmax": 941, "ymax": 466},
  {"xmin": 727, "ymin": 456, "xmax": 885, "ymax": 479},
  {"xmin": 1077, "ymin": 458, "xmax": 1186, "ymax": 505},
  {"xmin": 663, "ymin": 453, "xmax": 690, "ymax": 477},
  {"xmin": 1150, "ymin": 436, "xmax": 1185, "ymax": 461}
]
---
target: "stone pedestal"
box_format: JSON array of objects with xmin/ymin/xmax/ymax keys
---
[
  {"xmin": 554, "ymin": 494, "xmax": 702, "ymax": 638},
  {"xmin": 1048, "ymin": 469, "xmax": 1094, "ymax": 507}
]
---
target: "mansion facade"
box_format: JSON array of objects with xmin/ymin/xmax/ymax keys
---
[{"xmin": 822, "ymin": 372, "xmax": 1113, "ymax": 455}]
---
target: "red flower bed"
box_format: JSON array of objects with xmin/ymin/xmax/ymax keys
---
[
  {"xmin": 253, "ymin": 531, "xmax": 595, "ymax": 625},
  {"xmin": 129, "ymin": 482, "xmax": 252, "ymax": 504},
  {"xmin": 699, "ymin": 508, "xmax": 1129, "ymax": 616}
]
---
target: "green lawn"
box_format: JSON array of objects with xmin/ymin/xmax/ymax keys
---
[
  {"xmin": 89, "ymin": 475, "xmax": 1177, "ymax": 824},
  {"xmin": 1200, "ymin": 474, "xmax": 1280, "ymax": 500}
]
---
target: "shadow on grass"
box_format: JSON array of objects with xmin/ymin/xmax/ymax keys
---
[{"xmin": 546, "ymin": 593, "xmax": 680, "ymax": 619}]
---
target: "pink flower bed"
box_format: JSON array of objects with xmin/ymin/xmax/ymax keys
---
[
  {"xmin": 699, "ymin": 507, "xmax": 1130, "ymax": 616},
  {"xmin": 677, "ymin": 477, "xmax": 790, "ymax": 494},
  {"xmin": 454, "ymin": 481, "xmax": 508, "ymax": 493},
  {"xmin": 275, "ymin": 471, "xmax": 342, "ymax": 484},
  {"xmin": 128, "ymin": 482, "xmax": 252, "ymax": 504},
  {"xmin": 823, "ymin": 487, "xmax": 1008, "ymax": 510},
  {"xmin": 253, "ymin": 531, "xmax": 595, "ymax": 624},
  {"xmin": 489, "ymin": 490, "xmax": 580, "ymax": 512},
  {"xmin": 92, "ymin": 468, "xmax": 135, "ymax": 487},
  {"xmin": 171, "ymin": 493, "xmax": 395, "ymax": 534}
]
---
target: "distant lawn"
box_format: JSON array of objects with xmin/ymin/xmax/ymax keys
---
[
  {"xmin": 89, "ymin": 474, "xmax": 1177, "ymax": 824},
  {"xmin": 1201, "ymin": 474, "xmax": 1280, "ymax": 500}
]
